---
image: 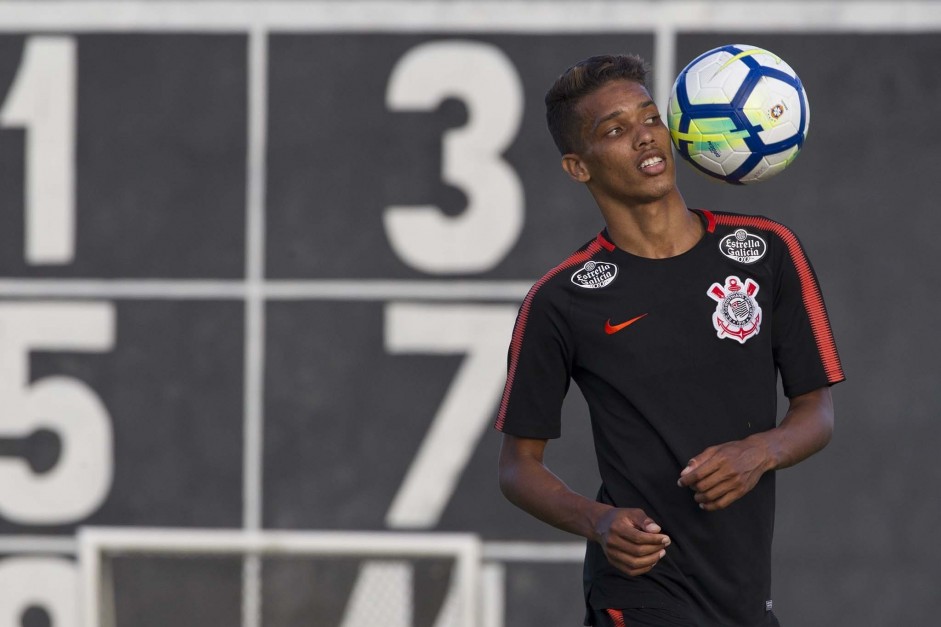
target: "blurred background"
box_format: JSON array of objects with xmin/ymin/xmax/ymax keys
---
[{"xmin": 0, "ymin": 1, "xmax": 939, "ymax": 626}]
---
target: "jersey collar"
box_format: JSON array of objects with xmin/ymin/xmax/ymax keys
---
[{"xmin": 596, "ymin": 209, "xmax": 716, "ymax": 252}]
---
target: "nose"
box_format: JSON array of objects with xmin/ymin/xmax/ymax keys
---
[{"xmin": 634, "ymin": 124, "xmax": 656, "ymax": 149}]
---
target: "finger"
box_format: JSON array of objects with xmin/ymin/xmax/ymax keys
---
[
  {"xmin": 618, "ymin": 512, "xmax": 671, "ymax": 546},
  {"xmin": 623, "ymin": 558, "xmax": 665, "ymax": 576},
  {"xmin": 642, "ymin": 519, "xmax": 661, "ymax": 534},
  {"xmin": 638, "ymin": 521, "xmax": 671, "ymax": 545},
  {"xmin": 610, "ymin": 547, "xmax": 667, "ymax": 575},
  {"xmin": 686, "ymin": 464, "xmax": 733, "ymax": 494},
  {"xmin": 678, "ymin": 455, "xmax": 722, "ymax": 488},
  {"xmin": 694, "ymin": 479, "xmax": 739, "ymax": 509},
  {"xmin": 622, "ymin": 509, "xmax": 660, "ymax": 533},
  {"xmin": 607, "ymin": 528, "xmax": 671, "ymax": 555},
  {"xmin": 698, "ymin": 490, "xmax": 742, "ymax": 511},
  {"xmin": 677, "ymin": 448, "xmax": 718, "ymax": 485},
  {"xmin": 610, "ymin": 540, "xmax": 666, "ymax": 561}
]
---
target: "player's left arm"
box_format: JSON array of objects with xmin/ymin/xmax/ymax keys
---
[{"xmin": 676, "ymin": 386, "xmax": 834, "ymax": 511}]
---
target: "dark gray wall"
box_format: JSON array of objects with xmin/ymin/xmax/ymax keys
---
[{"xmin": 675, "ymin": 33, "xmax": 941, "ymax": 627}]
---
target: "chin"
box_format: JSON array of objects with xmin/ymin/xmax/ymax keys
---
[{"xmin": 633, "ymin": 177, "xmax": 676, "ymax": 203}]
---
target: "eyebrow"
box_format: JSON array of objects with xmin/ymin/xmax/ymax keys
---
[{"xmin": 592, "ymin": 100, "xmax": 656, "ymax": 132}]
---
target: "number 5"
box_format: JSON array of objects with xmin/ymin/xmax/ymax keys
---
[{"xmin": 0, "ymin": 303, "xmax": 115, "ymax": 524}]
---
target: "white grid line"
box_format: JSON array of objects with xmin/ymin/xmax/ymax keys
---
[
  {"xmin": 241, "ymin": 25, "xmax": 268, "ymax": 627},
  {"xmin": 0, "ymin": 2, "xmax": 937, "ymax": 32},
  {"xmin": 653, "ymin": 25, "xmax": 676, "ymax": 116},
  {"xmin": 244, "ymin": 22, "xmax": 267, "ymax": 544},
  {"xmin": 0, "ymin": 535, "xmax": 77, "ymax": 554},
  {"xmin": 0, "ymin": 279, "xmax": 534, "ymax": 300}
]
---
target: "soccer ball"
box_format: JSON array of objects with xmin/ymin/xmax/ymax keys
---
[{"xmin": 667, "ymin": 44, "xmax": 809, "ymax": 184}]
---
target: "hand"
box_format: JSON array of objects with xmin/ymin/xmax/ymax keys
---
[
  {"xmin": 676, "ymin": 437, "xmax": 772, "ymax": 511},
  {"xmin": 594, "ymin": 507, "xmax": 671, "ymax": 576}
]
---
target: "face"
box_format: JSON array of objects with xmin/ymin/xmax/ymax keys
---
[{"xmin": 564, "ymin": 79, "xmax": 677, "ymax": 205}]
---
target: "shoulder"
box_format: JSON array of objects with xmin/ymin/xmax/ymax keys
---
[
  {"xmin": 705, "ymin": 210, "xmax": 797, "ymax": 238},
  {"xmin": 522, "ymin": 233, "xmax": 612, "ymax": 305},
  {"xmin": 705, "ymin": 209, "xmax": 804, "ymax": 246},
  {"xmin": 704, "ymin": 209, "xmax": 811, "ymax": 265}
]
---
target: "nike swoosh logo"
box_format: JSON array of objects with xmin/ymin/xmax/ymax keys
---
[{"xmin": 604, "ymin": 313, "xmax": 648, "ymax": 335}]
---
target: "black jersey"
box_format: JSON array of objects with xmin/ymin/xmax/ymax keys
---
[{"xmin": 495, "ymin": 210, "xmax": 844, "ymax": 627}]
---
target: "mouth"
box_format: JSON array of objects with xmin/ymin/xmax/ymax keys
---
[{"xmin": 637, "ymin": 153, "xmax": 668, "ymax": 175}]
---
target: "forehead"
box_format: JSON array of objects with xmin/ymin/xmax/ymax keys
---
[{"xmin": 578, "ymin": 79, "xmax": 654, "ymax": 123}]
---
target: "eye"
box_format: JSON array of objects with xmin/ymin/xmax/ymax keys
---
[
  {"xmin": 645, "ymin": 114, "xmax": 661, "ymax": 125},
  {"xmin": 605, "ymin": 126, "xmax": 623, "ymax": 137}
]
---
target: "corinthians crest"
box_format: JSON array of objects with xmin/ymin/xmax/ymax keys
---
[{"xmin": 707, "ymin": 275, "xmax": 762, "ymax": 343}]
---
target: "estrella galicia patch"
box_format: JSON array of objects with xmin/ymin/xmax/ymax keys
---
[
  {"xmin": 571, "ymin": 260, "xmax": 618, "ymax": 289},
  {"xmin": 719, "ymin": 229, "xmax": 767, "ymax": 264}
]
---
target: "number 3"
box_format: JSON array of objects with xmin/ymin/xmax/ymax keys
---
[{"xmin": 384, "ymin": 40, "xmax": 525, "ymax": 274}]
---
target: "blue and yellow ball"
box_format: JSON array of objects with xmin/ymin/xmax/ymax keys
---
[{"xmin": 668, "ymin": 44, "xmax": 810, "ymax": 184}]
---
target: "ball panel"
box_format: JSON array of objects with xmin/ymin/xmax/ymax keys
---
[
  {"xmin": 694, "ymin": 147, "xmax": 751, "ymax": 176},
  {"xmin": 738, "ymin": 145, "xmax": 800, "ymax": 183},
  {"xmin": 671, "ymin": 116, "xmax": 750, "ymax": 163},
  {"xmin": 731, "ymin": 43, "xmax": 799, "ymax": 78},
  {"xmin": 683, "ymin": 52, "xmax": 751, "ymax": 104},
  {"xmin": 756, "ymin": 120, "xmax": 800, "ymax": 146}
]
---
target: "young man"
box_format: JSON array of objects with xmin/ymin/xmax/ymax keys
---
[{"xmin": 495, "ymin": 54, "xmax": 844, "ymax": 626}]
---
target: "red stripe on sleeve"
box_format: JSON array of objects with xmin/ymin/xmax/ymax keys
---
[
  {"xmin": 606, "ymin": 608, "xmax": 627, "ymax": 627},
  {"xmin": 494, "ymin": 239, "xmax": 605, "ymax": 431},
  {"xmin": 713, "ymin": 214, "xmax": 845, "ymax": 384}
]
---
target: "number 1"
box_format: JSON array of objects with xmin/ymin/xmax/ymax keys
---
[{"xmin": 1, "ymin": 37, "xmax": 77, "ymax": 265}]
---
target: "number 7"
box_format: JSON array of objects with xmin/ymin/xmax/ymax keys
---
[{"xmin": 383, "ymin": 302, "xmax": 518, "ymax": 528}]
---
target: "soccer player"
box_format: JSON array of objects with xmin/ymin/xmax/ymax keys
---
[{"xmin": 495, "ymin": 54, "xmax": 844, "ymax": 626}]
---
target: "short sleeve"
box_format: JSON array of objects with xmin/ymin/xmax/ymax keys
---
[
  {"xmin": 494, "ymin": 285, "xmax": 574, "ymax": 439},
  {"xmin": 771, "ymin": 228, "xmax": 846, "ymax": 398}
]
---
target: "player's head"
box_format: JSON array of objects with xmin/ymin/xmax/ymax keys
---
[{"xmin": 545, "ymin": 54, "xmax": 650, "ymax": 155}]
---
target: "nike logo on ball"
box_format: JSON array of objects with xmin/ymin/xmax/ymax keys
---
[{"xmin": 604, "ymin": 313, "xmax": 648, "ymax": 335}]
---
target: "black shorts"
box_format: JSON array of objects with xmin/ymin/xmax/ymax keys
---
[
  {"xmin": 589, "ymin": 607, "xmax": 781, "ymax": 627},
  {"xmin": 589, "ymin": 607, "xmax": 693, "ymax": 627}
]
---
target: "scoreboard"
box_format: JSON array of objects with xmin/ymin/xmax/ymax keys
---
[
  {"xmin": 0, "ymin": 8, "xmax": 642, "ymax": 625},
  {"xmin": 1, "ymin": 2, "xmax": 939, "ymax": 627}
]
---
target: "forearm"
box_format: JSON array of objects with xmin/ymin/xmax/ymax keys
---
[
  {"xmin": 679, "ymin": 387, "xmax": 835, "ymax": 510},
  {"xmin": 498, "ymin": 441, "xmax": 610, "ymax": 541},
  {"xmin": 753, "ymin": 386, "xmax": 834, "ymax": 471}
]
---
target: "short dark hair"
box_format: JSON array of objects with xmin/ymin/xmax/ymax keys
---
[{"xmin": 545, "ymin": 54, "xmax": 650, "ymax": 154}]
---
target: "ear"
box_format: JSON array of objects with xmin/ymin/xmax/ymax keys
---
[{"xmin": 561, "ymin": 153, "xmax": 591, "ymax": 183}]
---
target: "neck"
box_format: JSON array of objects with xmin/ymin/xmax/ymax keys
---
[{"xmin": 599, "ymin": 192, "xmax": 703, "ymax": 259}]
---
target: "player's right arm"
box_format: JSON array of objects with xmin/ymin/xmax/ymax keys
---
[{"xmin": 498, "ymin": 434, "xmax": 671, "ymax": 577}]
